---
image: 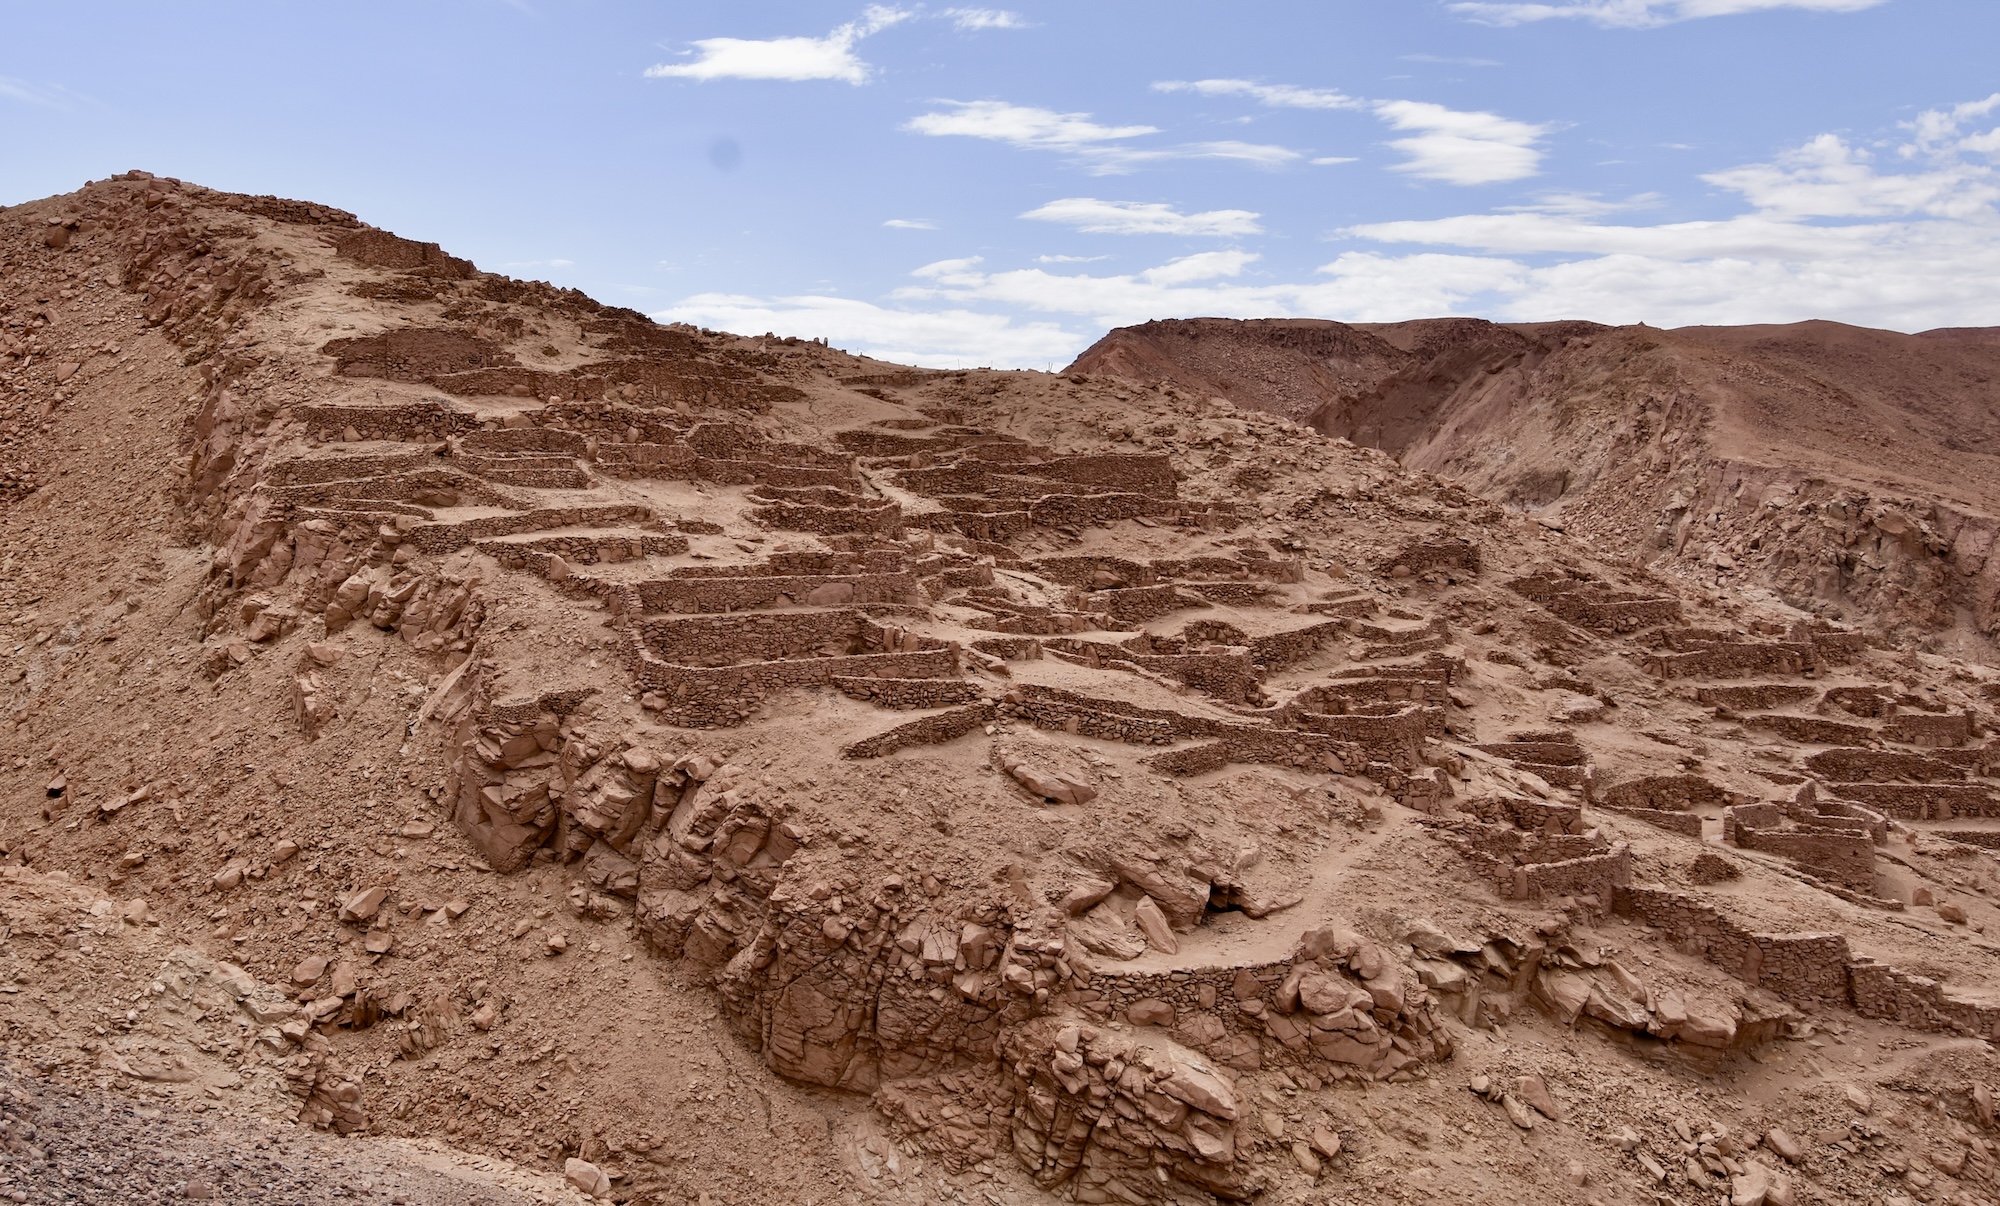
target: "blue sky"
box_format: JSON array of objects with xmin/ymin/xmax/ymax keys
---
[{"xmin": 4, "ymin": 1, "xmax": 1998, "ymax": 366}]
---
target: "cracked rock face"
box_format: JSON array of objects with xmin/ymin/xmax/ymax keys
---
[{"xmin": 4, "ymin": 175, "xmax": 2000, "ymax": 1206}]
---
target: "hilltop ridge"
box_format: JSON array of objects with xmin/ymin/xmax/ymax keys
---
[{"xmin": 1069, "ymin": 316, "xmax": 2000, "ymax": 659}]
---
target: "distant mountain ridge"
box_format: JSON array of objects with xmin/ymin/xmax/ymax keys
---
[{"xmin": 1069, "ymin": 316, "xmax": 2000, "ymax": 654}]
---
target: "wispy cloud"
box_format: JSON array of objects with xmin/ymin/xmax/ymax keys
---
[
  {"xmin": 1500, "ymin": 191, "xmax": 1664, "ymax": 217},
  {"xmin": 1149, "ymin": 78, "xmax": 1542, "ymax": 181},
  {"xmin": 1373, "ymin": 99, "xmax": 1549, "ymax": 184},
  {"xmin": 883, "ymin": 218, "xmax": 938, "ymax": 229},
  {"xmin": 902, "ymin": 100, "xmax": 1299, "ymax": 174},
  {"xmin": 1400, "ymin": 53, "xmax": 1503, "ymax": 66},
  {"xmin": 644, "ymin": 6, "xmax": 911, "ymax": 85},
  {"xmin": 1449, "ymin": 0, "xmax": 1885, "ymax": 29},
  {"xmin": 942, "ymin": 7, "xmax": 1028, "ymax": 30},
  {"xmin": 1152, "ymin": 78, "xmax": 1362, "ymax": 111},
  {"xmin": 0, "ymin": 75, "xmax": 83, "ymax": 109},
  {"xmin": 904, "ymin": 100, "xmax": 1158, "ymax": 152},
  {"xmin": 1037, "ymin": 253, "xmax": 1109, "ymax": 264},
  {"xmin": 1021, "ymin": 198, "xmax": 1262, "ymax": 237},
  {"xmin": 1160, "ymin": 141, "xmax": 1303, "ymax": 169}
]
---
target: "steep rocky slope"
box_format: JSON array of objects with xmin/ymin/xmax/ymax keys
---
[
  {"xmin": 1068, "ymin": 318, "xmax": 2000, "ymax": 659},
  {"xmin": 4, "ymin": 175, "xmax": 2000, "ymax": 1206}
]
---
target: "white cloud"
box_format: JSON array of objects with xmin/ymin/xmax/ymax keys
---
[
  {"xmin": 903, "ymin": 100, "xmax": 1158, "ymax": 152},
  {"xmin": 891, "ymin": 250, "xmax": 1521, "ymax": 334},
  {"xmin": 883, "ymin": 218, "xmax": 938, "ymax": 229},
  {"xmin": 1703, "ymin": 133, "xmax": 1999, "ymax": 220},
  {"xmin": 903, "ymin": 100, "xmax": 1300, "ymax": 174},
  {"xmin": 1037, "ymin": 254, "xmax": 1110, "ymax": 264},
  {"xmin": 1155, "ymin": 79, "xmax": 1542, "ymax": 181},
  {"xmin": 654, "ymin": 291, "xmax": 1082, "ymax": 368},
  {"xmin": 1153, "ymin": 78, "xmax": 1361, "ymax": 111},
  {"xmin": 1336, "ymin": 103, "xmax": 2000, "ymax": 329},
  {"xmin": 1021, "ymin": 198, "xmax": 1262, "ymax": 237},
  {"xmin": 943, "ymin": 7, "xmax": 1027, "ymax": 30},
  {"xmin": 644, "ymin": 6, "xmax": 911, "ymax": 85},
  {"xmin": 1173, "ymin": 141, "xmax": 1305, "ymax": 168},
  {"xmin": 657, "ymin": 244, "xmax": 1523, "ymax": 369},
  {"xmin": 667, "ymin": 98, "xmax": 2000, "ymax": 368},
  {"xmin": 1373, "ymin": 99, "xmax": 1549, "ymax": 185},
  {"xmin": 1501, "ymin": 191, "xmax": 1664, "ymax": 218},
  {"xmin": 1140, "ymin": 250, "xmax": 1261, "ymax": 285},
  {"xmin": 1904, "ymin": 93, "xmax": 2000, "ymax": 159},
  {"xmin": 1449, "ymin": 0, "xmax": 1884, "ymax": 28}
]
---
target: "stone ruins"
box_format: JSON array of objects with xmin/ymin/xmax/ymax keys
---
[{"xmin": 2, "ymin": 173, "xmax": 1999, "ymax": 1206}]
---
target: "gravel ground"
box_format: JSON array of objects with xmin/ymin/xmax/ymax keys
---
[{"xmin": 0, "ymin": 1062, "xmax": 560, "ymax": 1206}]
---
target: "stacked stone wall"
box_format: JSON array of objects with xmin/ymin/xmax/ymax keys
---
[
  {"xmin": 1886, "ymin": 711, "xmax": 1974, "ymax": 747},
  {"xmin": 626, "ymin": 639, "xmax": 959, "ymax": 727},
  {"xmin": 842, "ymin": 704, "xmax": 998, "ymax": 758},
  {"xmin": 1548, "ymin": 593, "xmax": 1682, "ymax": 632},
  {"xmin": 1805, "ymin": 748, "xmax": 1965, "ymax": 783},
  {"xmin": 475, "ymin": 532, "xmax": 687, "ymax": 570},
  {"xmin": 1611, "ymin": 886, "xmax": 1851, "ymax": 1007},
  {"xmin": 1603, "ymin": 806, "xmax": 1704, "ymax": 837},
  {"xmin": 266, "ymin": 452, "xmax": 435, "ymax": 486},
  {"xmin": 1027, "ymin": 492, "xmax": 1170, "ymax": 530},
  {"xmin": 1832, "ymin": 782, "xmax": 1999, "ymax": 819},
  {"xmin": 834, "ymin": 675, "xmax": 984, "ymax": 709},
  {"xmin": 1600, "ymin": 775, "xmax": 1734, "ymax": 812},
  {"xmin": 1456, "ymin": 796, "xmax": 1585, "ymax": 834},
  {"xmin": 635, "ymin": 609, "xmax": 942, "ymax": 664},
  {"xmin": 591, "ymin": 442, "xmax": 698, "ymax": 478},
  {"xmin": 750, "ymin": 499, "xmax": 902, "ymax": 536},
  {"xmin": 1696, "ymin": 684, "xmax": 1816, "ymax": 710},
  {"xmin": 1646, "ymin": 642, "xmax": 1808, "ymax": 679},
  {"xmin": 298, "ymin": 401, "xmax": 475, "ymax": 442},
  {"xmin": 1092, "ymin": 584, "xmax": 1196, "ymax": 623},
  {"xmin": 1736, "ymin": 827, "xmax": 1877, "ymax": 890},
  {"xmin": 1246, "ymin": 621, "xmax": 1344, "ymax": 668},
  {"xmin": 459, "ymin": 427, "xmax": 587, "ymax": 455},
  {"xmin": 635, "ymin": 572, "xmax": 920, "ymax": 614},
  {"xmin": 270, "ymin": 469, "xmax": 513, "ymax": 510},
  {"xmin": 407, "ymin": 505, "xmax": 654, "ymax": 554},
  {"xmin": 1512, "ymin": 844, "xmax": 1631, "ymax": 904},
  {"xmin": 1848, "ymin": 961, "xmax": 2000, "ymax": 1038},
  {"xmin": 1124, "ymin": 651, "xmax": 1261, "ymax": 703}
]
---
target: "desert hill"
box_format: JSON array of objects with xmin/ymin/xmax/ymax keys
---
[
  {"xmin": 1068, "ymin": 317, "xmax": 2000, "ymax": 657},
  {"xmin": 3, "ymin": 174, "xmax": 2000, "ymax": 1206}
]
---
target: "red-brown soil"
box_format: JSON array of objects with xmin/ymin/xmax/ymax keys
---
[{"xmin": 2, "ymin": 175, "xmax": 2000, "ymax": 1206}]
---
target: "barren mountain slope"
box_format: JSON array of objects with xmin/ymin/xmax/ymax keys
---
[
  {"xmin": 1068, "ymin": 318, "xmax": 2000, "ymax": 656},
  {"xmin": 4, "ymin": 175, "xmax": 2000, "ymax": 1206}
]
